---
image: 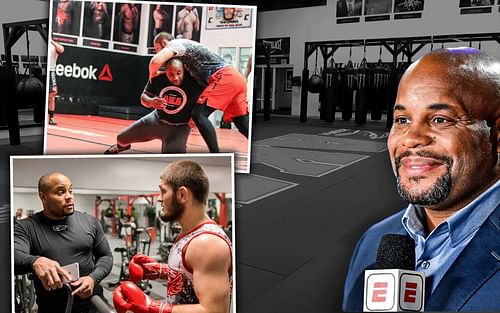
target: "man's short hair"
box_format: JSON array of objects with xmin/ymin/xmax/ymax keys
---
[
  {"xmin": 38, "ymin": 172, "xmax": 64, "ymax": 193},
  {"xmin": 160, "ymin": 160, "xmax": 210, "ymax": 204},
  {"xmin": 154, "ymin": 32, "xmax": 174, "ymax": 45},
  {"xmin": 416, "ymin": 48, "xmax": 500, "ymax": 126},
  {"xmin": 166, "ymin": 58, "xmax": 183, "ymax": 68}
]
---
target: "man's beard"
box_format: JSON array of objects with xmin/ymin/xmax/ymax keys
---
[
  {"xmin": 395, "ymin": 151, "xmax": 453, "ymax": 207},
  {"xmin": 159, "ymin": 195, "xmax": 184, "ymax": 222}
]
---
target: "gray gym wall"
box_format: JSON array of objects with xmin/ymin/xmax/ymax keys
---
[{"xmin": 256, "ymin": 0, "xmax": 500, "ymax": 117}]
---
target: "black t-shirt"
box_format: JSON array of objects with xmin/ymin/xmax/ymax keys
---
[
  {"xmin": 144, "ymin": 71, "xmax": 203, "ymax": 124},
  {"xmin": 14, "ymin": 211, "xmax": 113, "ymax": 312}
]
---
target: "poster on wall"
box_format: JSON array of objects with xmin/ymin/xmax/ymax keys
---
[
  {"xmin": 336, "ymin": 0, "xmax": 363, "ymax": 23},
  {"xmin": 364, "ymin": 0, "xmax": 392, "ymax": 21},
  {"xmin": 220, "ymin": 47, "xmax": 237, "ymax": 68},
  {"xmin": 174, "ymin": 5, "xmax": 203, "ymax": 42},
  {"xmin": 52, "ymin": 0, "xmax": 82, "ymax": 42},
  {"xmin": 459, "ymin": 0, "xmax": 494, "ymax": 14},
  {"xmin": 113, "ymin": 3, "xmax": 142, "ymax": 50},
  {"xmin": 256, "ymin": 37, "xmax": 290, "ymax": 65},
  {"xmin": 238, "ymin": 47, "xmax": 252, "ymax": 75},
  {"xmin": 394, "ymin": 0, "xmax": 424, "ymax": 19},
  {"xmin": 148, "ymin": 4, "xmax": 174, "ymax": 51},
  {"xmin": 82, "ymin": 2, "xmax": 113, "ymax": 45},
  {"xmin": 206, "ymin": 7, "xmax": 253, "ymax": 29}
]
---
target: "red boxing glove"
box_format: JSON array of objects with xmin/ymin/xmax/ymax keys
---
[
  {"xmin": 113, "ymin": 281, "xmax": 173, "ymax": 313},
  {"xmin": 129, "ymin": 254, "xmax": 173, "ymax": 281}
]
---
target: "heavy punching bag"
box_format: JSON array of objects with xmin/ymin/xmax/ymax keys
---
[
  {"xmin": 371, "ymin": 59, "xmax": 388, "ymax": 121},
  {"xmin": 308, "ymin": 48, "xmax": 324, "ymax": 94},
  {"xmin": 16, "ymin": 76, "xmax": 45, "ymax": 123},
  {"xmin": 355, "ymin": 58, "xmax": 370, "ymax": 125},
  {"xmin": 31, "ymin": 66, "xmax": 45, "ymax": 123},
  {"xmin": 322, "ymin": 64, "xmax": 336, "ymax": 122},
  {"xmin": 370, "ymin": 47, "xmax": 387, "ymax": 121},
  {"xmin": 308, "ymin": 74, "xmax": 324, "ymax": 93},
  {"xmin": 342, "ymin": 61, "xmax": 356, "ymax": 121}
]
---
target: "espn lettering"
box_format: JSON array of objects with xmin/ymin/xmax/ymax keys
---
[
  {"xmin": 404, "ymin": 282, "xmax": 418, "ymax": 303},
  {"xmin": 372, "ymin": 282, "xmax": 388, "ymax": 302},
  {"xmin": 55, "ymin": 63, "xmax": 113, "ymax": 81},
  {"xmin": 364, "ymin": 269, "xmax": 424, "ymax": 312}
]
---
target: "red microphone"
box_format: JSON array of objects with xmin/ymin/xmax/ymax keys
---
[{"xmin": 363, "ymin": 234, "xmax": 425, "ymax": 312}]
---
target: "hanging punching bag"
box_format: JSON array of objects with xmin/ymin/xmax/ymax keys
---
[
  {"xmin": 355, "ymin": 58, "xmax": 370, "ymax": 125},
  {"xmin": 323, "ymin": 64, "xmax": 336, "ymax": 122},
  {"xmin": 308, "ymin": 48, "xmax": 324, "ymax": 94},
  {"xmin": 342, "ymin": 61, "xmax": 356, "ymax": 121},
  {"xmin": 308, "ymin": 74, "xmax": 324, "ymax": 93},
  {"xmin": 371, "ymin": 60, "xmax": 388, "ymax": 121}
]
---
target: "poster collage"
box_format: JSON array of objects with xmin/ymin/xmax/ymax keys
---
[{"xmin": 336, "ymin": 0, "xmax": 499, "ymax": 23}]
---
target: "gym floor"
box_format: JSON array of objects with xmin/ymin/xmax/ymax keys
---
[
  {"xmin": 235, "ymin": 113, "xmax": 406, "ymax": 313},
  {"xmin": 45, "ymin": 114, "xmax": 250, "ymax": 172}
]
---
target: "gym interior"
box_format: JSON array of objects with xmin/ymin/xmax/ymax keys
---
[
  {"xmin": 1, "ymin": 0, "xmax": 500, "ymax": 312},
  {"xmin": 11, "ymin": 155, "xmax": 234, "ymax": 312}
]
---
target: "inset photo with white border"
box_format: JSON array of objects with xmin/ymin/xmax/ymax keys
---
[
  {"xmin": 45, "ymin": 0, "xmax": 257, "ymax": 173},
  {"xmin": 11, "ymin": 153, "xmax": 235, "ymax": 313}
]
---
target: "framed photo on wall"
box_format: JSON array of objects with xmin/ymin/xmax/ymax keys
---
[
  {"xmin": 148, "ymin": 4, "xmax": 174, "ymax": 48},
  {"xmin": 364, "ymin": 0, "xmax": 392, "ymax": 14},
  {"xmin": 206, "ymin": 6, "xmax": 253, "ymax": 29},
  {"xmin": 174, "ymin": 5, "xmax": 203, "ymax": 42},
  {"xmin": 113, "ymin": 3, "xmax": 142, "ymax": 45},
  {"xmin": 220, "ymin": 47, "xmax": 237, "ymax": 67},
  {"xmin": 459, "ymin": 0, "xmax": 494, "ymax": 7},
  {"xmin": 52, "ymin": 0, "xmax": 82, "ymax": 36},
  {"xmin": 82, "ymin": 2, "xmax": 113, "ymax": 40},
  {"xmin": 336, "ymin": 0, "xmax": 363, "ymax": 17},
  {"xmin": 239, "ymin": 47, "xmax": 252, "ymax": 75},
  {"xmin": 394, "ymin": 0, "xmax": 424, "ymax": 12}
]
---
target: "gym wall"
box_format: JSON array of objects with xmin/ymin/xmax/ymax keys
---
[
  {"xmin": 256, "ymin": 0, "xmax": 500, "ymax": 117},
  {"xmin": 12, "ymin": 193, "xmax": 97, "ymax": 216}
]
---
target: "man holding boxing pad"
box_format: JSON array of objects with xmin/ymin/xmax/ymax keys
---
[{"xmin": 113, "ymin": 160, "xmax": 233, "ymax": 313}]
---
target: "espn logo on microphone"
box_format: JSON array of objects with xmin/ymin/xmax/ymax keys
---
[{"xmin": 364, "ymin": 269, "xmax": 424, "ymax": 312}]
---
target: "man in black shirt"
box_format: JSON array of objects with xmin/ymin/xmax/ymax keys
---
[
  {"xmin": 14, "ymin": 172, "xmax": 113, "ymax": 313},
  {"xmin": 104, "ymin": 58, "xmax": 203, "ymax": 154}
]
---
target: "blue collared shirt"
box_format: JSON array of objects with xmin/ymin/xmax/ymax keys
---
[{"xmin": 401, "ymin": 178, "xmax": 500, "ymax": 293}]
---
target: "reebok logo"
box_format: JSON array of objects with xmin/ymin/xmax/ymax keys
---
[{"xmin": 55, "ymin": 63, "xmax": 113, "ymax": 81}]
